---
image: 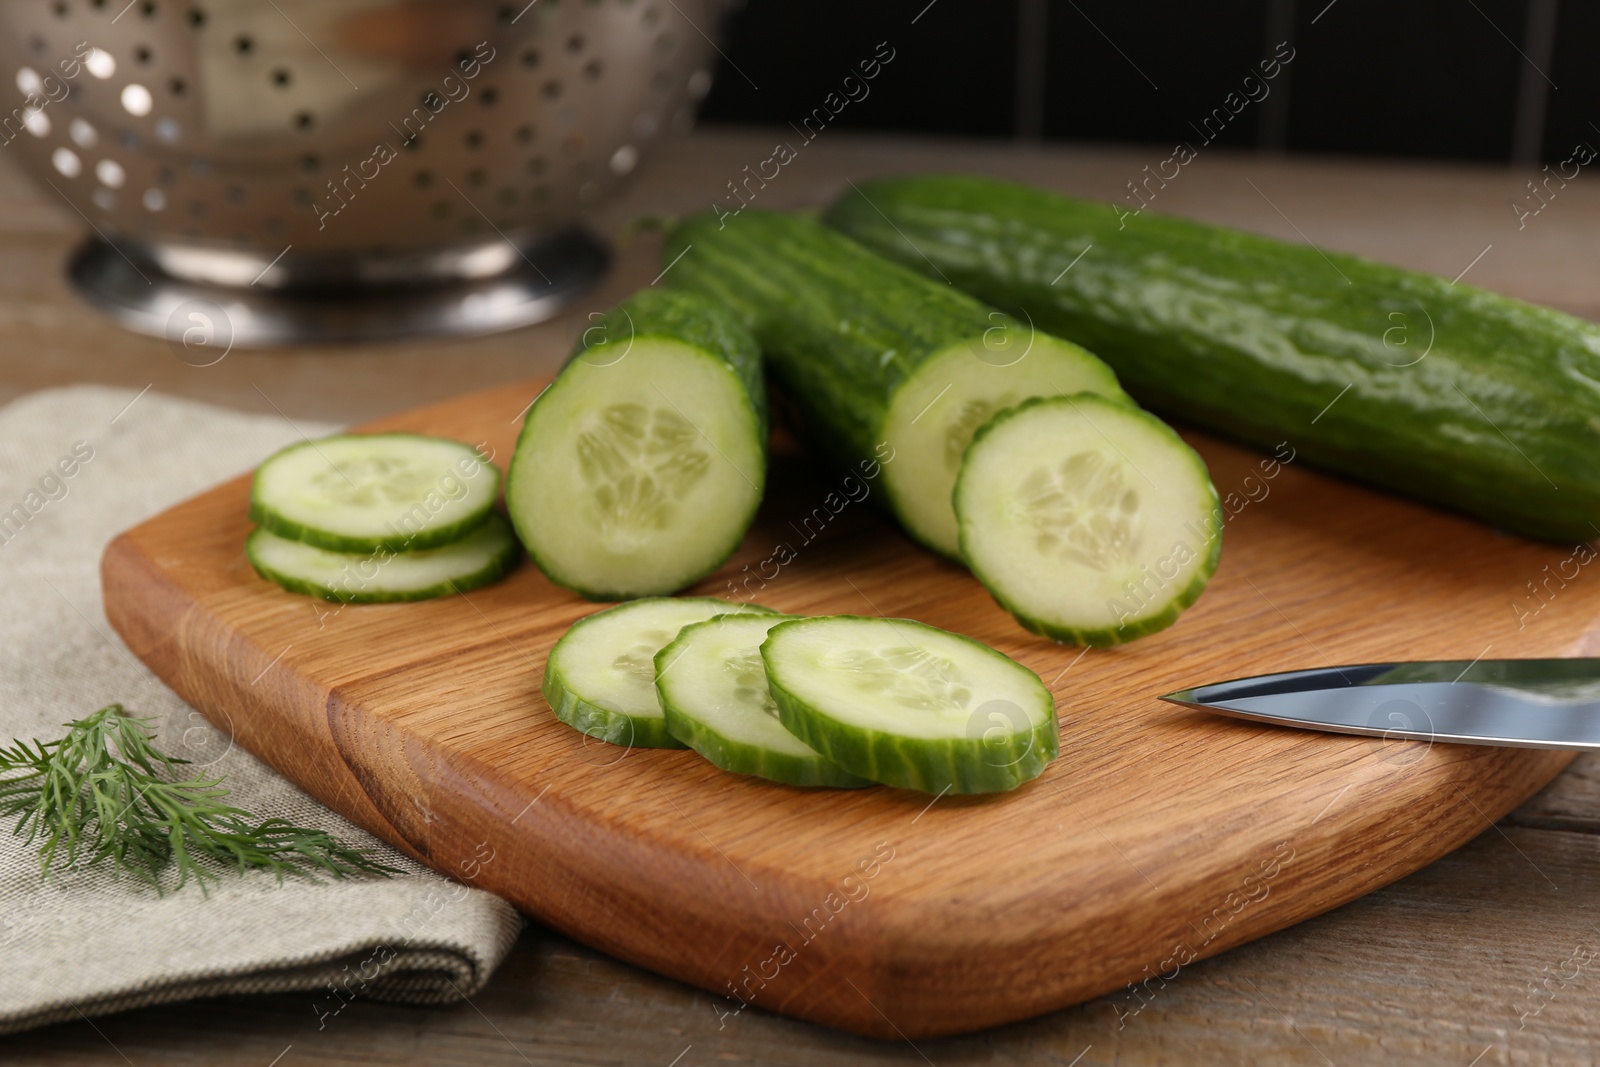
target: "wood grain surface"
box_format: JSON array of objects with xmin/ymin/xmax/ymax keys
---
[{"xmin": 99, "ymin": 372, "xmax": 1598, "ymax": 1040}]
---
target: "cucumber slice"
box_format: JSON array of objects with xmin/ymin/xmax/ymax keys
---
[
  {"xmin": 760, "ymin": 616, "xmax": 1057, "ymax": 794},
  {"xmin": 956, "ymin": 395, "xmax": 1222, "ymax": 646},
  {"xmin": 507, "ymin": 289, "xmax": 767, "ymax": 600},
  {"xmin": 655, "ymin": 613, "xmax": 872, "ymax": 788},
  {"xmin": 544, "ymin": 597, "xmax": 776, "ymax": 749},
  {"xmin": 251, "ymin": 433, "xmax": 499, "ymax": 553},
  {"xmin": 881, "ymin": 338, "xmax": 1126, "ymax": 557},
  {"xmin": 246, "ymin": 512, "xmax": 519, "ymax": 603}
]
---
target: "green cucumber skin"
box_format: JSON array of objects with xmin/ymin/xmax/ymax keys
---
[
  {"xmin": 244, "ymin": 521, "xmax": 520, "ymax": 604},
  {"xmin": 661, "ymin": 211, "xmax": 1125, "ymax": 552},
  {"xmin": 250, "ymin": 433, "xmax": 500, "ymax": 553},
  {"xmin": 759, "ymin": 617, "xmax": 1059, "ymax": 795},
  {"xmin": 825, "ymin": 175, "xmax": 1600, "ymax": 544},
  {"xmin": 658, "ymin": 700, "xmax": 875, "ymax": 788},
  {"xmin": 662, "ymin": 210, "xmax": 994, "ymax": 469},
  {"xmin": 956, "ymin": 396, "xmax": 1223, "ymax": 647},
  {"xmin": 543, "ymin": 660, "xmax": 684, "ymax": 749},
  {"xmin": 508, "ymin": 287, "xmax": 768, "ymax": 601}
]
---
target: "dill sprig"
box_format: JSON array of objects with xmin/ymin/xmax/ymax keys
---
[{"xmin": 0, "ymin": 704, "xmax": 398, "ymax": 894}]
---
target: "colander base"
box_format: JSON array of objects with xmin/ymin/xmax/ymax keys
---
[{"xmin": 67, "ymin": 229, "xmax": 609, "ymax": 349}]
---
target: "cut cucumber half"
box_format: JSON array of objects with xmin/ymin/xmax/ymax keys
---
[
  {"xmin": 655, "ymin": 613, "xmax": 872, "ymax": 788},
  {"xmin": 544, "ymin": 597, "xmax": 776, "ymax": 749},
  {"xmin": 956, "ymin": 394, "xmax": 1222, "ymax": 646},
  {"xmin": 246, "ymin": 511, "xmax": 519, "ymax": 603},
  {"xmin": 507, "ymin": 289, "xmax": 766, "ymax": 600},
  {"xmin": 251, "ymin": 433, "xmax": 499, "ymax": 553},
  {"xmin": 664, "ymin": 210, "xmax": 1128, "ymax": 559},
  {"xmin": 760, "ymin": 616, "xmax": 1057, "ymax": 794}
]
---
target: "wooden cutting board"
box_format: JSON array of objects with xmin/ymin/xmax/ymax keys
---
[{"xmin": 102, "ymin": 378, "xmax": 1595, "ymax": 1039}]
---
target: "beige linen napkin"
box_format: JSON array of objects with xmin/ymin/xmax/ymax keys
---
[{"xmin": 0, "ymin": 385, "xmax": 522, "ymax": 1035}]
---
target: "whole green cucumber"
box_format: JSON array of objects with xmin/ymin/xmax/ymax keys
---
[
  {"xmin": 661, "ymin": 210, "xmax": 1128, "ymax": 557},
  {"xmin": 824, "ymin": 174, "xmax": 1600, "ymax": 543}
]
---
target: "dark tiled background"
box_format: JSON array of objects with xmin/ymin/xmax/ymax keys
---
[{"xmin": 699, "ymin": 0, "xmax": 1589, "ymax": 165}]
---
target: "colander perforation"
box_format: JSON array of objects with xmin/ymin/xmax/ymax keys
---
[{"xmin": 4, "ymin": 0, "xmax": 719, "ymax": 264}]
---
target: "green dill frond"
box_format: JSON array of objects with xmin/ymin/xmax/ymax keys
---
[{"xmin": 0, "ymin": 705, "xmax": 398, "ymax": 894}]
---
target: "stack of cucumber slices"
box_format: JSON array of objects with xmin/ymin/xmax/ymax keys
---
[
  {"xmin": 546, "ymin": 598, "xmax": 1057, "ymax": 794},
  {"xmin": 246, "ymin": 433, "xmax": 520, "ymax": 602}
]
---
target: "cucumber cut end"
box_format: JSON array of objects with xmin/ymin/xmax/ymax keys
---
[
  {"xmin": 760, "ymin": 615, "xmax": 1058, "ymax": 794},
  {"xmin": 545, "ymin": 597, "xmax": 776, "ymax": 750},
  {"xmin": 881, "ymin": 335, "xmax": 1129, "ymax": 557},
  {"xmin": 957, "ymin": 395, "xmax": 1222, "ymax": 646},
  {"xmin": 508, "ymin": 338, "xmax": 765, "ymax": 599}
]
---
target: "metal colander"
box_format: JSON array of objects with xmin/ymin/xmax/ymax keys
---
[{"xmin": 0, "ymin": 0, "xmax": 726, "ymax": 344}]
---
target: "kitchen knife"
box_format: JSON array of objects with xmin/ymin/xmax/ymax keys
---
[{"xmin": 1161, "ymin": 659, "xmax": 1600, "ymax": 750}]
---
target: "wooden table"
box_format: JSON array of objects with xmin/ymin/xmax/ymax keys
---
[{"xmin": 10, "ymin": 129, "xmax": 1600, "ymax": 1066}]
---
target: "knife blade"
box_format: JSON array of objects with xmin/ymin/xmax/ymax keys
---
[{"xmin": 1160, "ymin": 659, "xmax": 1600, "ymax": 751}]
